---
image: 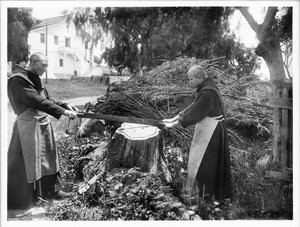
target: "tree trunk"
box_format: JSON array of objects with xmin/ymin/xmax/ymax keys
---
[{"xmin": 106, "ymin": 123, "xmax": 172, "ymax": 182}]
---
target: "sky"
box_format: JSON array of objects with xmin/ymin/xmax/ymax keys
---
[
  {"xmin": 228, "ymin": 7, "xmax": 270, "ymax": 79},
  {"xmin": 32, "ymin": 6, "xmax": 73, "ymax": 20}
]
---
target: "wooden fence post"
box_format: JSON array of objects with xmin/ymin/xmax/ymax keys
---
[
  {"xmin": 270, "ymin": 82, "xmax": 293, "ymax": 168},
  {"xmin": 284, "ymin": 86, "xmax": 293, "ymax": 168},
  {"xmin": 281, "ymin": 87, "xmax": 288, "ymax": 167},
  {"xmin": 272, "ymin": 84, "xmax": 282, "ymax": 164}
]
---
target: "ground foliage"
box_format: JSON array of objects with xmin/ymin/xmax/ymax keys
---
[
  {"xmin": 49, "ymin": 132, "xmax": 202, "ymax": 221},
  {"xmin": 52, "ymin": 133, "xmax": 291, "ymax": 220}
]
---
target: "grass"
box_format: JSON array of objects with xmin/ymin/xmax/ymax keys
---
[
  {"xmin": 7, "ymin": 78, "xmax": 107, "ymax": 112},
  {"xmin": 42, "ymin": 78, "xmax": 107, "ymax": 101}
]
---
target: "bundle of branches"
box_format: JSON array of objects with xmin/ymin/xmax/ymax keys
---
[{"xmin": 92, "ymin": 92, "xmax": 193, "ymax": 148}]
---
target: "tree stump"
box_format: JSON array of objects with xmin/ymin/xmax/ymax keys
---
[{"xmin": 106, "ymin": 123, "xmax": 172, "ymax": 182}]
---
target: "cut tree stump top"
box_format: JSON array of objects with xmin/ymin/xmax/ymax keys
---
[{"xmin": 115, "ymin": 123, "xmax": 161, "ymax": 140}]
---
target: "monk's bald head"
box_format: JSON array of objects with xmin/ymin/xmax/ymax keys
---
[
  {"xmin": 187, "ymin": 66, "xmax": 207, "ymax": 88},
  {"xmin": 187, "ymin": 66, "xmax": 206, "ymax": 79},
  {"xmin": 28, "ymin": 52, "xmax": 48, "ymax": 76},
  {"xmin": 29, "ymin": 52, "xmax": 48, "ymax": 64}
]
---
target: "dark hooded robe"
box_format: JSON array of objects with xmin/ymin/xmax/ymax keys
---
[
  {"xmin": 178, "ymin": 77, "xmax": 232, "ymax": 200},
  {"xmin": 7, "ymin": 65, "xmax": 69, "ymax": 209}
]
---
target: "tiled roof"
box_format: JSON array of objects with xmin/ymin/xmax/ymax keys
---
[{"xmin": 32, "ymin": 15, "xmax": 67, "ymax": 30}]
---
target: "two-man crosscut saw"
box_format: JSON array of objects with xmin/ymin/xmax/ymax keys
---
[{"xmin": 77, "ymin": 112, "xmax": 164, "ymax": 128}]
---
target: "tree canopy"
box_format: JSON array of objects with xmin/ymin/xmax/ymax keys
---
[
  {"xmin": 7, "ymin": 8, "xmax": 34, "ymax": 66},
  {"xmin": 71, "ymin": 7, "xmax": 261, "ymax": 75}
]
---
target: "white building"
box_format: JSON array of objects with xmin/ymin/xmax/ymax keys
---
[{"xmin": 28, "ymin": 15, "xmax": 94, "ymax": 79}]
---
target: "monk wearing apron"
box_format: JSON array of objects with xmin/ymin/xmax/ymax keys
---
[
  {"xmin": 163, "ymin": 66, "xmax": 232, "ymax": 201},
  {"xmin": 7, "ymin": 53, "xmax": 77, "ymax": 209}
]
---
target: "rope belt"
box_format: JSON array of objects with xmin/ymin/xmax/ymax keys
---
[{"xmin": 212, "ymin": 115, "xmax": 224, "ymax": 122}]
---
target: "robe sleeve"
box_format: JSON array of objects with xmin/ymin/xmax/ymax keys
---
[
  {"xmin": 9, "ymin": 77, "xmax": 66, "ymax": 119},
  {"xmin": 178, "ymin": 100, "xmax": 194, "ymax": 116},
  {"xmin": 43, "ymin": 87, "xmax": 70, "ymax": 110},
  {"xmin": 178, "ymin": 90, "xmax": 216, "ymax": 128}
]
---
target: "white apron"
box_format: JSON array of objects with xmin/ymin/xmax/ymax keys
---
[{"xmin": 186, "ymin": 115, "xmax": 224, "ymax": 187}]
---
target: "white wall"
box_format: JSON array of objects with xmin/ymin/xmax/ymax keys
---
[{"xmin": 28, "ymin": 18, "xmax": 93, "ymax": 79}]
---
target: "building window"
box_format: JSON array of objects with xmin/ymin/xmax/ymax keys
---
[
  {"xmin": 54, "ymin": 36, "xmax": 58, "ymax": 45},
  {"xmin": 59, "ymin": 59, "xmax": 64, "ymax": 67},
  {"xmin": 40, "ymin": 33, "xmax": 45, "ymax": 43},
  {"xmin": 65, "ymin": 38, "xmax": 71, "ymax": 47}
]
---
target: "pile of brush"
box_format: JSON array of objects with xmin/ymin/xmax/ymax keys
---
[
  {"xmin": 107, "ymin": 56, "xmax": 223, "ymax": 108},
  {"xmin": 90, "ymin": 56, "xmax": 272, "ymax": 148}
]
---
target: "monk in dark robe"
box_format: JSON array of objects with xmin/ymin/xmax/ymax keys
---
[
  {"xmin": 163, "ymin": 66, "xmax": 232, "ymax": 201},
  {"xmin": 7, "ymin": 52, "xmax": 78, "ymax": 209}
]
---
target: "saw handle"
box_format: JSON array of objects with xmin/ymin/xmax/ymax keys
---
[{"xmin": 77, "ymin": 112, "xmax": 86, "ymax": 118}]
